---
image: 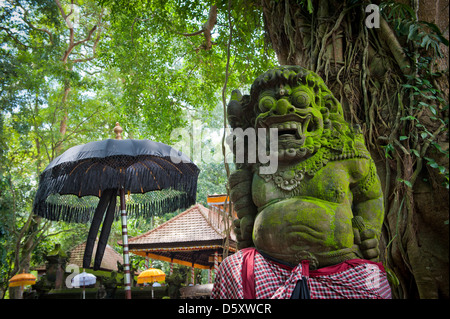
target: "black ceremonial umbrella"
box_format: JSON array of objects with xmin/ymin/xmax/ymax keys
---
[{"xmin": 33, "ymin": 123, "xmax": 199, "ymax": 299}]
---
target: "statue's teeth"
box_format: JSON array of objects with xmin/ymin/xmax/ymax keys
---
[
  {"xmin": 296, "ymin": 123, "xmax": 302, "ymax": 138},
  {"xmin": 269, "ymin": 121, "xmax": 306, "ymax": 140},
  {"xmin": 302, "ymin": 116, "xmax": 311, "ymax": 134}
]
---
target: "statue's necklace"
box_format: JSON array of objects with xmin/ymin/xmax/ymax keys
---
[
  {"xmin": 258, "ymin": 147, "xmax": 330, "ymax": 191},
  {"xmin": 258, "ymin": 145, "xmax": 370, "ymax": 192}
]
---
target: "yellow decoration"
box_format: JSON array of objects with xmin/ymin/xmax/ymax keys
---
[
  {"xmin": 137, "ymin": 268, "xmax": 166, "ymax": 284},
  {"xmin": 9, "ymin": 272, "xmax": 36, "ymax": 288}
]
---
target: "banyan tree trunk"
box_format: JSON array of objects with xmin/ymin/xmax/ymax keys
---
[{"xmin": 259, "ymin": 0, "xmax": 449, "ymax": 298}]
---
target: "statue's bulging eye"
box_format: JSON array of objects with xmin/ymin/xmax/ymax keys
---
[
  {"xmin": 258, "ymin": 96, "xmax": 276, "ymax": 112},
  {"xmin": 291, "ymin": 91, "xmax": 310, "ymax": 108}
]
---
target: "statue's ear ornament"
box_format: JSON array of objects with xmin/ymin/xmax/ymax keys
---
[
  {"xmin": 230, "ymin": 89, "xmax": 243, "ymax": 102},
  {"xmin": 227, "ymin": 89, "xmax": 244, "ymax": 128}
]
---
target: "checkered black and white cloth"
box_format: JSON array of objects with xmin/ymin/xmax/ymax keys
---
[{"xmin": 211, "ymin": 248, "xmax": 392, "ymax": 299}]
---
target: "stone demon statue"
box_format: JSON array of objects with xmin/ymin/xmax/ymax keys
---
[{"xmin": 212, "ymin": 66, "xmax": 392, "ymax": 299}]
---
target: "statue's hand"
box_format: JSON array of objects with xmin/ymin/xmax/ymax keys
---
[
  {"xmin": 359, "ymin": 229, "xmax": 380, "ymax": 261},
  {"xmin": 352, "ymin": 216, "xmax": 380, "ymax": 261},
  {"xmin": 233, "ymin": 218, "xmax": 254, "ymax": 249}
]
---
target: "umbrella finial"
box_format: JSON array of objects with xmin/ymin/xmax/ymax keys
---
[{"xmin": 114, "ymin": 122, "xmax": 123, "ymax": 140}]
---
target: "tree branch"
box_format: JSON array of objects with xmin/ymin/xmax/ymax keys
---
[
  {"xmin": 13, "ymin": 211, "xmax": 34, "ymax": 271},
  {"xmin": 0, "ymin": 0, "xmax": 54, "ymax": 49},
  {"xmin": 315, "ymin": 7, "xmax": 349, "ymax": 73},
  {"xmin": 221, "ymin": 0, "xmax": 233, "ymax": 257},
  {"xmin": 202, "ymin": 5, "xmax": 217, "ymax": 50},
  {"xmin": 17, "ymin": 219, "xmax": 51, "ymax": 272},
  {"xmin": 72, "ymin": 25, "xmax": 98, "ymax": 48},
  {"xmin": 65, "ymin": 8, "xmax": 104, "ymax": 64},
  {"xmin": 180, "ymin": 29, "xmax": 205, "ymax": 37},
  {"xmin": 62, "ymin": 24, "xmax": 98, "ymax": 63},
  {"xmin": 54, "ymin": 0, "xmax": 74, "ymax": 26},
  {"xmin": 17, "ymin": 0, "xmax": 54, "ymax": 45},
  {"xmin": 70, "ymin": 26, "xmax": 101, "ymax": 63},
  {"xmin": 221, "ymin": 0, "xmax": 232, "ymax": 181},
  {"xmin": 410, "ymin": 123, "xmax": 446, "ymax": 185},
  {"xmin": 178, "ymin": 5, "xmax": 217, "ymax": 51},
  {"xmin": 378, "ymin": 17, "xmax": 411, "ymax": 75},
  {"xmin": 0, "ymin": 27, "xmax": 30, "ymax": 49}
]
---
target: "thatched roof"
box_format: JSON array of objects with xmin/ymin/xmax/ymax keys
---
[{"xmin": 69, "ymin": 239, "xmax": 123, "ymax": 272}]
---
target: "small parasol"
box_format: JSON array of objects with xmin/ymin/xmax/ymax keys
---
[
  {"xmin": 9, "ymin": 271, "xmax": 37, "ymax": 298},
  {"xmin": 72, "ymin": 271, "xmax": 97, "ymax": 299},
  {"xmin": 137, "ymin": 268, "xmax": 166, "ymax": 284},
  {"xmin": 137, "ymin": 268, "xmax": 166, "ymax": 298}
]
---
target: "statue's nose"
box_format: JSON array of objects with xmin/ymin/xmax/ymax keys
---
[{"xmin": 272, "ymin": 99, "xmax": 295, "ymax": 115}]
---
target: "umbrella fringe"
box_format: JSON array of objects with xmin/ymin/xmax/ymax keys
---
[
  {"xmin": 33, "ymin": 155, "xmax": 199, "ymax": 224},
  {"xmin": 36, "ymin": 202, "xmax": 95, "ymax": 224},
  {"xmin": 125, "ymin": 191, "xmax": 194, "ymax": 219},
  {"xmin": 35, "ymin": 190, "xmax": 197, "ymax": 224}
]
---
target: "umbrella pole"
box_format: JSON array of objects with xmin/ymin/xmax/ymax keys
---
[{"xmin": 120, "ymin": 188, "xmax": 132, "ymax": 299}]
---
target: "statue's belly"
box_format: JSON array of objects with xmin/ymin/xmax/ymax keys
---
[{"xmin": 253, "ymin": 196, "xmax": 356, "ymax": 267}]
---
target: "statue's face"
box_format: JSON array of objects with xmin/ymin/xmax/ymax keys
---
[{"xmin": 255, "ymin": 83, "xmax": 324, "ymax": 163}]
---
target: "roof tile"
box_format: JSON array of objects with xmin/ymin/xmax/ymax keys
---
[{"xmin": 128, "ymin": 203, "xmax": 236, "ymax": 246}]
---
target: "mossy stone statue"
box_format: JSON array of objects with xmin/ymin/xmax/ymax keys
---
[{"xmin": 227, "ymin": 66, "xmax": 384, "ymax": 270}]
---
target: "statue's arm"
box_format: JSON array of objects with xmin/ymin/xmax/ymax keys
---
[
  {"xmin": 351, "ymin": 159, "xmax": 384, "ymax": 261},
  {"xmin": 229, "ymin": 168, "xmax": 257, "ymax": 250}
]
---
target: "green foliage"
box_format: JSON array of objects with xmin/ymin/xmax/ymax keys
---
[
  {"xmin": 382, "ymin": 1, "xmax": 448, "ymax": 56},
  {"xmin": 0, "ymin": 0, "xmax": 278, "ymax": 295},
  {"xmin": 380, "ymin": 1, "xmax": 449, "ymax": 189},
  {"xmin": 402, "ymin": 57, "xmax": 449, "ymax": 189},
  {"xmin": 196, "ymin": 162, "xmax": 229, "ymax": 204},
  {"xmin": 97, "ymin": 0, "xmax": 275, "ymax": 141},
  {"xmin": 300, "ymin": 0, "xmax": 314, "ymax": 14}
]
